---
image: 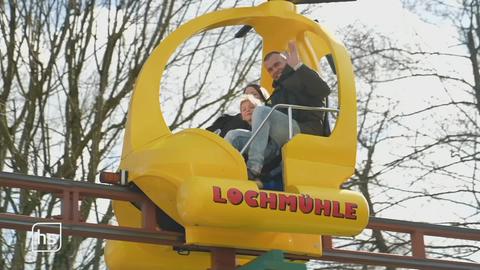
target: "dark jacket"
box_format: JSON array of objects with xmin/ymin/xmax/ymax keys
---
[
  {"xmin": 206, "ymin": 113, "xmax": 250, "ymax": 137},
  {"xmin": 266, "ymin": 64, "xmax": 331, "ymax": 135}
]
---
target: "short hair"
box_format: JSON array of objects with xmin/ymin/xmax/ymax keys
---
[
  {"xmin": 240, "ymin": 98, "xmax": 251, "ymax": 108},
  {"xmin": 239, "ymin": 98, "xmax": 255, "ymax": 111},
  {"xmin": 263, "ymin": 51, "xmax": 282, "ymax": 62}
]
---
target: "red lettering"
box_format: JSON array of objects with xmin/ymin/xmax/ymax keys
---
[
  {"xmin": 227, "ymin": 188, "xmax": 243, "ymax": 205},
  {"xmin": 314, "ymin": 199, "xmax": 331, "ymax": 216},
  {"xmin": 278, "ymin": 194, "xmax": 297, "ymax": 212},
  {"xmin": 299, "ymin": 195, "xmax": 313, "ymax": 214},
  {"xmin": 345, "ymin": 202, "xmax": 358, "ymax": 220},
  {"xmin": 212, "ymin": 186, "xmax": 227, "ymax": 203},
  {"xmin": 213, "ymin": 186, "xmax": 361, "ymax": 221},
  {"xmin": 332, "ymin": 201, "xmax": 344, "ymax": 218},
  {"xmin": 259, "ymin": 192, "xmax": 277, "ymax": 209},
  {"xmin": 245, "ymin": 190, "xmax": 259, "ymax": 207}
]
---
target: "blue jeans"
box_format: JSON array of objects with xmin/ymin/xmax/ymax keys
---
[
  {"xmin": 246, "ymin": 106, "xmax": 300, "ymax": 173},
  {"xmin": 225, "ymin": 129, "xmax": 280, "ymax": 166}
]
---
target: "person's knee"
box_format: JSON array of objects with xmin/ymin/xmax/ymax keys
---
[
  {"xmin": 253, "ymin": 105, "xmax": 271, "ymax": 120},
  {"xmin": 225, "ymin": 130, "xmax": 248, "ymax": 149},
  {"xmin": 224, "ymin": 129, "xmax": 242, "ymax": 144},
  {"xmin": 225, "ymin": 130, "xmax": 240, "ymax": 143}
]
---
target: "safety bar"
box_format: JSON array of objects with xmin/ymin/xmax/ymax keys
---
[{"xmin": 239, "ymin": 104, "xmax": 339, "ymax": 154}]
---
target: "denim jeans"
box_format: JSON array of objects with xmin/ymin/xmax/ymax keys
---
[
  {"xmin": 247, "ymin": 105, "xmax": 300, "ymax": 173},
  {"xmin": 224, "ymin": 129, "xmax": 280, "ymax": 166}
]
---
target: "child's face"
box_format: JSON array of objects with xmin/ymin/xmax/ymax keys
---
[{"xmin": 240, "ymin": 101, "xmax": 255, "ymax": 124}]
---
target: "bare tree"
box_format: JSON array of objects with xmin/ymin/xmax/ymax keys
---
[
  {"xmin": 4, "ymin": 0, "xmax": 478, "ymax": 269},
  {"xmin": 0, "ymin": 0, "xmax": 266, "ymax": 269},
  {"xmin": 311, "ymin": 14, "xmax": 479, "ymax": 266},
  {"xmin": 392, "ymin": 0, "xmax": 480, "ymax": 226}
]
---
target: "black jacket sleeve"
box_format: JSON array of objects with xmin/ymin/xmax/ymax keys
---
[
  {"xmin": 294, "ymin": 64, "xmax": 331, "ymax": 98},
  {"xmin": 206, "ymin": 114, "xmax": 250, "ymax": 137}
]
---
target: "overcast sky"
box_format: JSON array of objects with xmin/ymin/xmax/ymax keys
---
[{"xmin": 304, "ymin": 0, "xmax": 477, "ymax": 224}]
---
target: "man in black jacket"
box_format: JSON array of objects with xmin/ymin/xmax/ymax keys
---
[{"xmin": 246, "ymin": 41, "xmax": 331, "ymax": 180}]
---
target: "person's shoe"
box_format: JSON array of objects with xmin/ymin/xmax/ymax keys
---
[
  {"xmin": 247, "ymin": 168, "xmax": 261, "ymax": 180},
  {"xmin": 253, "ymin": 180, "xmax": 263, "ymax": 189}
]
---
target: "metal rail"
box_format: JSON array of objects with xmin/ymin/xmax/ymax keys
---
[
  {"xmin": 0, "ymin": 213, "xmax": 183, "ymax": 245},
  {"xmin": 239, "ymin": 104, "xmax": 339, "ymax": 154},
  {"xmin": 0, "ymin": 171, "xmax": 160, "ymax": 232},
  {"xmin": 1, "ymin": 171, "xmax": 480, "ymax": 269}
]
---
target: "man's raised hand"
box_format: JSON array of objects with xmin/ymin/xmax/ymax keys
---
[{"xmin": 286, "ymin": 40, "xmax": 301, "ymax": 68}]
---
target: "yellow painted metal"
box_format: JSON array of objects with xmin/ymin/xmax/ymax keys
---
[
  {"xmin": 106, "ymin": 0, "xmax": 366, "ymax": 269},
  {"xmin": 282, "ymin": 28, "xmax": 358, "ymax": 189},
  {"xmin": 105, "ymin": 241, "xmax": 209, "ymax": 270},
  {"xmin": 106, "ymin": 200, "xmax": 254, "ymax": 269},
  {"xmin": 178, "ymin": 177, "xmax": 368, "ymax": 236},
  {"xmin": 186, "ymin": 226, "xmax": 323, "ymax": 256},
  {"xmin": 104, "ymin": 202, "xmax": 210, "ymax": 270}
]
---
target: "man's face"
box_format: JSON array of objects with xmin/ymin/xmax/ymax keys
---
[{"xmin": 264, "ymin": 53, "xmax": 287, "ymax": 81}]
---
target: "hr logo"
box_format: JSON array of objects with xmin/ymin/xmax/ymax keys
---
[{"xmin": 31, "ymin": 222, "xmax": 62, "ymax": 252}]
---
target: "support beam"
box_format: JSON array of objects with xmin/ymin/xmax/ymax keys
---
[
  {"xmin": 369, "ymin": 217, "xmax": 480, "ymax": 241},
  {"xmin": 211, "ymin": 248, "xmax": 236, "ymax": 270},
  {"xmin": 0, "ymin": 213, "xmax": 183, "ymax": 245},
  {"xmin": 1, "ymin": 171, "xmax": 480, "ymax": 270},
  {"xmin": 411, "ymin": 231, "xmax": 426, "ymax": 258},
  {"xmin": 318, "ymin": 250, "xmax": 479, "ymax": 270}
]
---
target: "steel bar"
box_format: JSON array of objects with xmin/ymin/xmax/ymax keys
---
[
  {"xmin": 317, "ymin": 250, "xmax": 480, "ymax": 270},
  {"xmin": 239, "ymin": 104, "xmax": 338, "ymax": 154},
  {"xmin": 0, "ymin": 171, "xmax": 145, "ymax": 201},
  {"xmin": 180, "ymin": 244, "xmax": 480, "ymax": 270},
  {"xmin": 142, "ymin": 199, "xmax": 158, "ymax": 231},
  {"xmin": 1, "ymin": 172, "xmax": 480, "ymax": 270},
  {"xmin": 288, "ymin": 106, "xmax": 293, "ymax": 139},
  {"xmin": 211, "ymin": 248, "xmax": 236, "ymax": 270},
  {"xmin": 369, "ymin": 217, "xmax": 480, "ymax": 241},
  {"xmin": 72, "ymin": 191, "xmax": 80, "ymax": 223},
  {"xmin": 0, "ymin": 213, "xmax": 183, "ymax": 245},
  {"xmin": 61, "ymin": 190, "xmax": 72, "ymax": 221},
  {"xmin": 411, "ymin": 231, "xmax": 426, "ymax": 258}
]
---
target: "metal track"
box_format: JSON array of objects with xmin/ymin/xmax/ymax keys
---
[{"xmin": 1, "ymin": 171, "xmax": 479, "ymax": 270}]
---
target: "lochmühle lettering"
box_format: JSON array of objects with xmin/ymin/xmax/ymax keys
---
[{"xmin": 212, "ymin": 186, "xmax": 358, "ymax": 220}]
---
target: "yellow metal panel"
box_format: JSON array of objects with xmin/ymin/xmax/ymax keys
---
[
  {"xmin": 178, "ymin": 177, "xmax": 367, "ymax": 236},
  {"xmin": 112, "ymin": 200, "xmax": 142, "ymax": 228},
  {"xmin": 105, "ymin": 240, "xmax": 212, "ymax": 270},
  {"xmin": 107, "ymin": 1, "xmax": 366, "ymax": 268},
  {"xmin": 186, "ymin": 226, "xmax": 322, "ymax": 256},
  {"xmin": 120, "ymin": 129, "xmax": 247, "ymax": 222},
  {"xmin": 283, "ymin": 24, "xmax": 357, "ymax": 188}
]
